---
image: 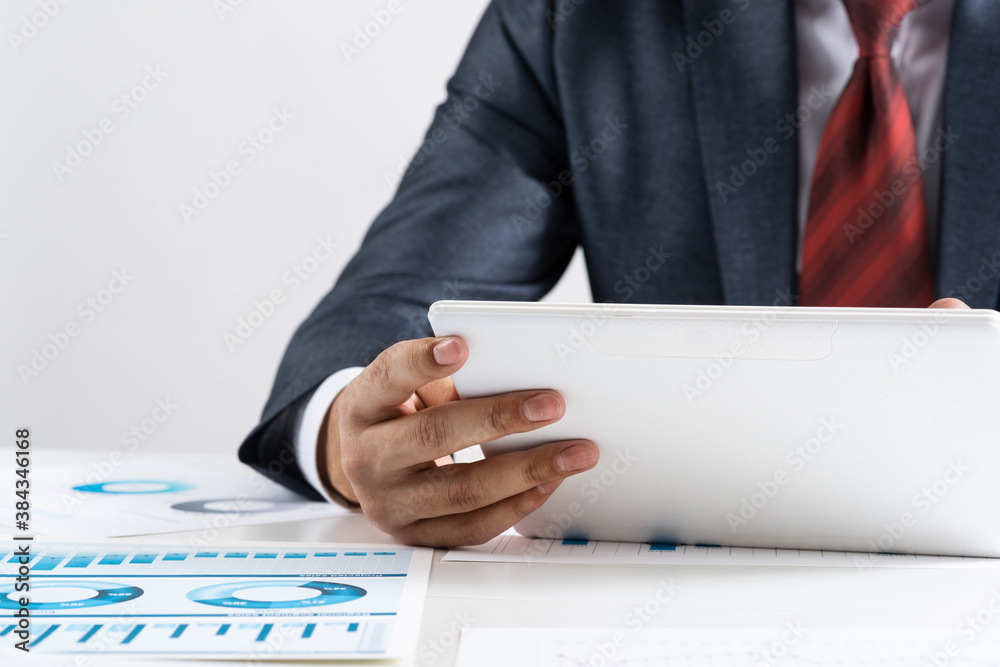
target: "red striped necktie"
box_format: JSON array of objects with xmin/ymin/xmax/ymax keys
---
[{"xmin": 799, "ymin": 0, "xmax": 933, "ymax": 307}]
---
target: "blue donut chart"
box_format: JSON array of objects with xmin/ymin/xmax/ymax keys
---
[
  {"xmin": 171, "ymin": 498, "xmax": 300, "ymax": 514},
  {"xmin": 187, "ymin": 580, "xmax": 367, "ymax": 609},
  {"xmin": 0, "ymin": 580, "xmax": 144, "ymax": 610},
  {"xmin": 73, "ymin": 480, "xmax": 196, "ymax": 494}
]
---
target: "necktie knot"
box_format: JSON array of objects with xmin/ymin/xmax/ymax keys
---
[{"xmin": 842, "ymin": 0, "xmax": 920, "ymax": 56}]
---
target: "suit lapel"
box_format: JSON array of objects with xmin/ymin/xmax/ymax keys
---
[
  {"xmin": 685, "ymin": 0, "xmax": 799, "ymax": 306},
  {"xmin": 937, "ymin": 0, "xmax": 1000, "ymax": 308}
]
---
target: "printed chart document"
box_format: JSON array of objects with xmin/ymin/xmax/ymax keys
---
[
  {"xmin": 0, "ymin": 453, "xmax": 349, "ymax": 538},
  {"xmin": 455, "ymin": 628, "xmax": 1000, "ymax": 666},
  {"xmin": 0, "ymin": 539, "xmax": 431, "ymax": 661},
  {"xmin": 444, "ymin": 533, "xmax": 1000, "ymax": 569}
]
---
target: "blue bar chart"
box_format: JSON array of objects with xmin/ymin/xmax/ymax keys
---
[
  {"xmin": 0, "ymin": 619, "xmax": 372, "ymax": 655},
  {"xmin": 0, "ymin": 540, "xmax": 430, "ymax": 660}
]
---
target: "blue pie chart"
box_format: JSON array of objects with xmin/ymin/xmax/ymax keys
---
[
  {"xmin": 0, "ymin": 580, "xmax": 143, "ymax": 610},
  {"xmin": 187, "ymin": 580, "xmax": 367, "ymax": 609},
  {"xmin": 73, "ymin": 480, "xmax": 196, "ymax": 494}
]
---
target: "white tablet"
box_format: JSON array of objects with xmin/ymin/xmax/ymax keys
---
[{"xmin": 428, "ymin": 300, "xmax": 1000, "ymax": 557}]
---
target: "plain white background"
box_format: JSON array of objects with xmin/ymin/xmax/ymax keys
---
[{"xmin": 1, "ymin": 0, "xmax": 590, "ymax": 459}]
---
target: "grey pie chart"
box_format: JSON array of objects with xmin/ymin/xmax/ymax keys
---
[{"xmin": 171, "ymin": 498, "xmax": 301, "ymax": 514}]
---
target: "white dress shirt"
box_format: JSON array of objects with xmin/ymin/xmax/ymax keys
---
[{"xmin": 294, "ymin": 0, "xmax": 955, "ymax": 503}]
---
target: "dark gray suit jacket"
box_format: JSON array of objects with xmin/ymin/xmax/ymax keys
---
[{"xmin": 239, "ymin": 0, "xmax": 1000, "ymax": 499}]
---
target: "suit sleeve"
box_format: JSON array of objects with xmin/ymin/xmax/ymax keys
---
[{"xmin": 238, "ymin": 0, "xmax": 579, "ymax": 497}]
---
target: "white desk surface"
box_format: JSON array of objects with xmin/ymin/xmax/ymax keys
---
[
  {"xmin": 8, "ymin": 451, "xmax": 1000, "ymax": 665},
  {"xmin": 183, "ymin": 514, "xmax": 1000, "ymax": 666}
]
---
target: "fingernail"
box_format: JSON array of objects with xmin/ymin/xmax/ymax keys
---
[
  {"xmin": 536, "ymin": 480, "xmax": 560, "ymax": 495},
  {"xmin": 557, "ymin": 444, "xmax": 595, "ymax": 472},
  {"xmin": 521, "ymin": 394, "xmax": 561, "ymax": 422},
  {"xmin": 433, "ymin": 338, "xmax": 462, "ymax": 366}
]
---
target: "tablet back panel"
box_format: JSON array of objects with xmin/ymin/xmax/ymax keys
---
[{"xmin": 429, "ymin": 301, "xmax": 1000, "ymax": 557}]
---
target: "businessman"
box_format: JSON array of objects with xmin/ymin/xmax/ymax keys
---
[{"xmin": 239, "ymin": 0, "xmax": 1000, "ymax": 546}]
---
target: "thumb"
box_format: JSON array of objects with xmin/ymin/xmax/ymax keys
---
[
  {"xmin": 415, "ymin": 376, "xmax": 460, "ymax": 408},
  {"xmin": 928, "ymin": 298, "xmax": 971, "ymax": 310}
]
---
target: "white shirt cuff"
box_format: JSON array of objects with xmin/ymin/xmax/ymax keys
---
[{"xmin": 292, "ymin": 366, "xmax": 365, "ymax": 503}]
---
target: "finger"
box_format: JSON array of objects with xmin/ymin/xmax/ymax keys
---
[
  {"xmin": 369, "ymin": 389, "xmax": 570, "ymax": 469},
  {"xmin": 929, "ymin": 298, "xmax": 971, "ymax": 310},
  {"xmin": 416, "ymin": 376, "xmax": 460, "ymax": 408},
  {"xmin": 389, "ymin": 483, "xmax": 570, "ymax": 548},
  {"xmin": 418, "ymin": 379, "xmax": 464, "ymax": 467},
  {"xmin": 395, "ymin": 440, "xmax": 599, "ymax": 522},
  {"xmin": 348, "ymin": 337, "xmax": 467, "ymax": 423}
]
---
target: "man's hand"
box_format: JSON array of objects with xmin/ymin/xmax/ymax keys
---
[{"xmin": 318, "ymin": 337, "xmax": 599, "ymax": 547}]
